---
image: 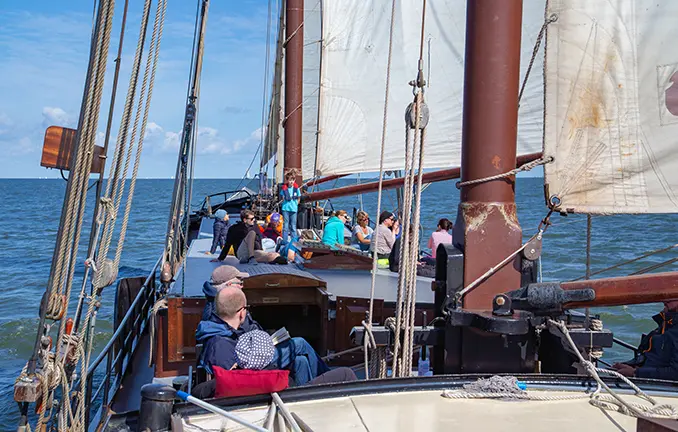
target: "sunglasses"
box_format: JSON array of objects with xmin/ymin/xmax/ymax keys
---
[{"xmin": 237, "ymin": 305, "xmax": 251, "ymax": 313}]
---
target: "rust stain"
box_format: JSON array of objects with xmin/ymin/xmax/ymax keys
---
[
  {"xmin": 462, "ymin": 202, "xmax": 520, "ymax": 234},
  {"xmin": 567, "ymin": 51, "xmax": 619, "ymax": 138},
  {"xmin": 568, "ymin": 85, "xmax": 607, "ymax": 138},
  {"xmin": 491, "ymin": 155, "xmax": 501, "ymax": 170}
]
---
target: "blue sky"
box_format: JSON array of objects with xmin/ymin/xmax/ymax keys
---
[
  {"xmin": 0, "ymin": 0, "xmax": 277, "ymax": 178},
  {"xmin": 0, "ymin": 0, "xmax": 543, "ymax": 179}
]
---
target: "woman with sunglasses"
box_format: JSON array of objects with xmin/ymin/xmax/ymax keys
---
[{"xmin": 351, "ymin": 211, "xmax": 373, "ymax": 251}]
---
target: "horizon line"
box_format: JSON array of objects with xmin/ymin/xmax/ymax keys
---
[{"xmin": 0, "ymin": 176, "xmax": 546, "ymax": 180}]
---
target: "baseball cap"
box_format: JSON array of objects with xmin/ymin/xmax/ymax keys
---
[
  {"xmin": 211, "ymin": 265, "xmax": 249, "ymax": 285},
  {"xmin": 270, "ymin": 212, "xmax": 281, "ymax": 223},
  {"xmin": 379, "ymin": 211, "xmax": 394, "ymax": 224}
]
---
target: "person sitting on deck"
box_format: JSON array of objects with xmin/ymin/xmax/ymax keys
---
[
  {"xmin": 196, "ymin": 286, "xmax": 331, "ymax": 385},
  {"xmin": 611, "ymin": 299, "xmax": 678, "ymax": 380},
  {"xmin": 212, "ymin": 209, "xmax": 282, "ymax": 264},
  {"xmin": 351, "ymin": 211, "xmax": 373, "ymax": 252},
  {"xmin": 321, "ymin": 210, "xmax": 349, "ymax": 247},
  {"xmin": 190, "ymin": 330, "xmax": 358, "ymax": 399},
  {"xmin": 426, "ymin": 218, "xmax": 452, "ymax": 262},
  {"xmin": 202, "ymin": 264, "xmax": 249, "ymax": 320},
  {"xmin": 263, "ymin": 212, "xmax": 282, "ymax": 241},
  {"xmin": 371, "ymin": 211, "xmax": 400, "ymax": 260},
  {"xmin": 388, "ymin": 223, "xmax": 436, "ymax": 278},
  {"xmin": 234, "ymin": 331, "xmax": 359, "ymax": 386},
  {"xmin": 209, "ymin": 209, "xmax": 230, "ymax": 255}
]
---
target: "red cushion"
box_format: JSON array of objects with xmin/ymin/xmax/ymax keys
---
[{"xmin": 212, "ymin": 366, "xmax": 289, "ymax": 398}]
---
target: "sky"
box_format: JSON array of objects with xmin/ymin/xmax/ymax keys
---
[
  {"xmin": 0, "ymin": 0, "xmax": 543, "ymax": 179},
  {"xmin": 0, "ymin": 0, "xmax": 278, "ymax": 179}
]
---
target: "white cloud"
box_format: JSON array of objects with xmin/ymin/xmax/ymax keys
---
[
  {"xmin": 198, "ymin": 126, "xmax": 218, "ymax": 138},
  {"xmin": 8, "ymin": 137, "xmax": 37, "ymax": 156},
  {"xmin": 0, "ymin": 112, "xmax": 12, "ymax": 127},
  {"xmin": 0, "ymin": 112, "xmax": 12, "ymax": 136},
  {"xmin": 42, "ymin": 107, "xmax": 73, "ymax": 128},
  {"xmin": 162, "ymin": 131, "xmax": 180, "ymax": 152},
  {"xmin": 145, "ymin": 122, "xmax": 164, "ymax": 139},
  {"xmin": 234, "ymin": 127, "xmax": 263, "ymax": 151}
]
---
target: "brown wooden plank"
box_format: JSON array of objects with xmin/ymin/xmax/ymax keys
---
[
  {"xmin": 154, "ymin": 309, "xmax": 192, "ymax": 378},
  {"xmin": 244, "ymin": 287, "xmax": 324, "ymax": 306},
  {"xmin": 334, "ymin": 297, "xmax": 384, "ymax": 352},
  {"xmin": 167, "ymin": 297, "xmax": 203, "ymax": 363},
  {"xmin": 243, "ymin": 273, "xmax": 325, "ymax": 290}
]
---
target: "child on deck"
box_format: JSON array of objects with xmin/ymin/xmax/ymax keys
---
[
  {"xmin": 280, "ymin": 172, "xmax": 301, "ymax": 242},
  {"xmin": 263, "ymin": 212, "xmax": 282, "ymax": 240},
  {"xmin": 210, "ymin": 209, "xmax": 230, "ymax": 255}
]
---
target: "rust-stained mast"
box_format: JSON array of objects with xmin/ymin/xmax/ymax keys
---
[
  {"xmin": 455, "ymin": 0, "xmax": 524, "ymax": 310},
  {"xmin": 284, "ymin": 0, "xmax": 303, "ymax": 184}
]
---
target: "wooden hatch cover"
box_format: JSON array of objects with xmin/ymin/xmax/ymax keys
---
[
  {"xmin": 41, "ymin": 126, "xmax": 105, "ymax": 173},
  {"xmin": 162, "ymin": 265, "xmax": 329, "ymax": 371}
]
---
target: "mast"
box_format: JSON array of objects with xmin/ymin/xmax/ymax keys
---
[
  {"xmin": 455, "ymin": 0, "xmax": 524, "ymax": 310},
  {"xmin": 284, "ymin": 0, "xmax": 304, "ymax": 184}
]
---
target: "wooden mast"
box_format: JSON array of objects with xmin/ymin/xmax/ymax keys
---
[
  {"xmin": 284, "ymin": 0, "xmax": 304, "ymax": 184},
  {"xmin": 455, "ymin": 0, "xmax": 524, "ymax": 310}
]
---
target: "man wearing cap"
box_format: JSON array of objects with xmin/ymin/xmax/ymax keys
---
[
  {"xmin": 371, "ymin": 211, "xmax": 400, "ymax": 259},
  {"xmin": 196, "ymin": 286, "xmax": 330, "ymax": 385},
  {"xmin": 201, "ymin": 265, "xmax": 249, "ymax": 320},
  {"xmin": 612, "ymin": 299, "xmax": 678, "ymax": 380}
]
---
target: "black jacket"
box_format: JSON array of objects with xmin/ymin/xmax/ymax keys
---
[
  {"xmin": 630, "ymin": 311, "xmax": 678, "ymax": 380},
  {"xmin": 210, "ymin": 218, "xmax": 229, "ymax": 254},
  {"xmin": 217, "ymin": 221, "xmax": 262, "ymax": 260}
]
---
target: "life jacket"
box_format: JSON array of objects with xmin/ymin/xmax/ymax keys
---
[{"xmin": 281, "ymin": 183, "xmax": 300, "ymax": 202}]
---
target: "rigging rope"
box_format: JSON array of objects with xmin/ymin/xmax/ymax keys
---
[
  {"xmin": 570, "ymin": 242, "xmax": 678, "ymax": 281},
  {"xmin": 363, "ymin": 0, "xmax": 398, "ymax": 380},
  {"xmin": 547, "ymin": 319, "xmax": 678, "ymax": 419},
  {"xmin": 391, "ymin": 0, "xmax": 428, "ymax": 377},
  {"xmin": 455, "ymin": 155, "xmax": 553, "ymax": 189},
  {"xmin": 20, "ymin": 0, "xmax": 118, "ymax": 430}
]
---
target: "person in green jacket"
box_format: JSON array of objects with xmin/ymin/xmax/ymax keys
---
[{"xmin": 322, "ymin": 210, "xmax": 348, "ymax": 247}]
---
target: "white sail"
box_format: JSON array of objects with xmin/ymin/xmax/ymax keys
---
[
  {"xmin": 312, "ymin": 0, "xmax": 546, "ymax": 177},
  {"xmin": 543, "ymin": 0, "xmax": 678, "ymax": 214},
  {"xmin": 301, "ymin": 0, "xmax": 323, "ymax": 180},
  {"xmin": 261, "ymin": 2, "xmax": 285, "ymax": 183},
  {"xmin": 262, "ymin": 0, "xmax": 323, "ymax": 182}
]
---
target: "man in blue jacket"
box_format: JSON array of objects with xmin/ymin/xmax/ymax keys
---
[
  {"xmin": 196, "ymin": 286, "xmax": 330, "ymax": 385},
  {"xmin": 612, "ymin": 299, "xmax": 678, "ymax": 380}
]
